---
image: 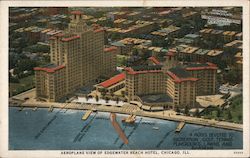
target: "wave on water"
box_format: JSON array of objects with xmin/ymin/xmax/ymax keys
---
[{"xmin": 58, "ymin": 109, "xmax": 79, "ymax": 115}]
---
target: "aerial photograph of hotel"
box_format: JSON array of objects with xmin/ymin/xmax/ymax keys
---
[{"xmin": 9, "ymin": 7, "xmax": 243, "ymax": 150}]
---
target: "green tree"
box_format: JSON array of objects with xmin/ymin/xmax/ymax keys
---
[
  {"xmin": 132, "ymin": 48, "xmax": 139, "ymax": 56},
  {"xmin": 110, "ymin": 92, "xmax": 114, "ymax": 98},
  {"xmin": 237, "ymin": 114, "xmax": 242, "ymax": 122},
  {"xmin": 95, "ymin": 95, "xmax": 99, "ymax": 102},
  {"xmin": 175, "ymin": 106, "xmax": 180, "ymax": 113},
  {"xmin": 216, "ymin": 108, "xmax": 221, "ymax": 118},
  {"xmin": 227, "ymin": 110, "xmax": 232, "ymax": 120},
  {"xmin": 86, "ymin": 95, "xmax": 89, "ymax": 101},
  {"xmin": 17, "ymin": 59, "xmax": 38, "ymax": 72},
  {"xmin": 224, "ymin": 69, "xmax": 241, "ymax": 84},
  {"xmin": 115, "ymin": 97, "xmax": 119, "ymax": 104},
  {"xmin": 105, "ymin": 96, "xmax": 109, "ymax": 103},
  {"xmin": 121, "ymin": 90, "xmax": 125, "ymax": 98},
  {"xmin": 195, "ymin": 108, "xmax": 200, "ymax": 117},
  {"xmin": 184, "ymin": 106, "xmax": 189, "ymax": 115}
]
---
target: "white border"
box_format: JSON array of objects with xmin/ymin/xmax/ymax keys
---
[{"xmin": 0, "ymin": 0, "xmax": 249, "ymax": 157}]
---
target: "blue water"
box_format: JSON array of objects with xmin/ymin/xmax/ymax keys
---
[{"xmin": 9, "ymin": 107, "xmax": 243, "ymax": 150}]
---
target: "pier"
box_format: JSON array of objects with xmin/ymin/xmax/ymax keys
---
[
  {"xmin": 82, "ymin": 110, "xmax": 92, "ymax": 120},
  {"xmin": 33, "ymin": 107, "xmax": 38, "ymax": 111},
  {"xmin": 110, "ymin": 113, "xmax": 129, "ymax": 145},
  {"xmin": 48, "ymin": 105, "xmax": 54, "ymax": 112},
  {"xmin": 175, "ymin": 121, "xmax": 185, "ymax": 133}
]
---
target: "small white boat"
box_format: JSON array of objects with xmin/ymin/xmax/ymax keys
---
[{"xmin": 152, "ymin": 127, "xmax": 159, "ymax": 130}]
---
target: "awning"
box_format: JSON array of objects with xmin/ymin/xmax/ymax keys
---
[
  {"xmin": 130, "ymin": 101, "xmax": 142, "ymax": 107},
  {"xmin": 141, "ymin": 105, "xmax": 151, "ymax": 110},
  {"xmin": 151, "ymin": 106, "xmax": 164, "ymax": 111}
]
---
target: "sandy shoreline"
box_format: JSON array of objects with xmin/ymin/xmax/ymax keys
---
[{"xmin": 9, "ymin": 100, "xmax": 243, "ymax": 132}]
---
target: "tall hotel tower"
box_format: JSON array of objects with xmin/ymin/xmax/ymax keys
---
[{"xmin": 34, "ymin": 11, "xmax": 116, "ymax": 102}]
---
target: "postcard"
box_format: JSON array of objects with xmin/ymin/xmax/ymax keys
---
[{"xmin": 0, "ymin": 0, "xmax": 249, "ymax": 157}]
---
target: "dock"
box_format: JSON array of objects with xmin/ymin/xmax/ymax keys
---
[
  {"xmin": 122, "ymin": 114, "xmax": 136, "ymax": 124},
  {"xmin": 33, "ymin": 107, "xmax": 38, "ymax": 111},
  {"xmin": 110, "ymin": 113, "xmax": 129, "ymax": 144},
  {"xmin": 175, "ymin": 121, "xmax": 185, "ymax": 133},
  {"xmin": 19, "ymin": 106, "xmax": 24, "ymax": 111},
  {"xmin": 48, "ymin": 105, "xmax": 54, "ymax": 112},
  {"xmin": 82, "ymin": 110, "xmax": 92, "ymax": 120}
]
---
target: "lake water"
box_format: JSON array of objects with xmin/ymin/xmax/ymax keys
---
[{"xmin": 9, "ymin": 107, "xmax": 243, "ymax": 150}]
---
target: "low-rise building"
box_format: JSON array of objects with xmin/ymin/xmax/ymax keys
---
[
  {"xmin": 111, "ymin": 38, "xmax": 152, "ymax": 55},
  {"xmin": 151, "ymin": 25, "xmax": 180, "ymax": 39},
  {"xmin": 95, "ymin": 73, "xmax": 126, "ymax": 95},
  {"xmin": 234, "ymin": 52, "xmax": 243, "ymax": 72}
]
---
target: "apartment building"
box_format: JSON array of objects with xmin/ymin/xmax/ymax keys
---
[
  {"xmin": 166, "ymin": 67, "xmax": 198, "ymax": 108},
  {"xmin": 166, "ymin": 62, "xmax": 217, "ymax": 108},
  {"xmin": 125, "ymin": 65, "xmax": 166, "ymax": 101},
  {"xmin": 34, "ymin": 64, "xmax": 66, "ymax": 101},
  {"xmin": 34, "ymin": 11, "xmax": 115, "ymax": 102},
  {"xmin": 185, "ymin": 63, "xmax": 217, "ymax": 95},
  {"xmin": 103, "ymin": 46, "xmax": 118, "ymax": 76}
]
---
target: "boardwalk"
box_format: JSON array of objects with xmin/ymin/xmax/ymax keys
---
[{"xmin": 10, "ymin": 99, "xmax": 243, "ymax": 132}]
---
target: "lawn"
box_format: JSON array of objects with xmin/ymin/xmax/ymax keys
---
[
  {"xmin": 201, "ymin": 94, "xmax": 243, "ymax": 123},
  {"xmin": 9, "ymin": 75, "xmax": 35, "ymax": 97},
  {"xmin": 116, "ymin": 55, "xmax": 128, "ymax": 67}
]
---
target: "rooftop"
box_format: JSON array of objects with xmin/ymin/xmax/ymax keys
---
[
  {"xmin": 99, "ymin": 73, "xmax": 125, "ymax": 88},
  {"xmin": 234, "ymin": 52, "xmax": 242, "ymax": 58},
  {"xmin": 118, "ymin": 38, "xmax": 152, "ymax": 45},
  {"xmin": 167, "ymin": 62, "xmax": 217, "ymax": 82},
  {"xmin": 185, "ymin": 34, "xmax": 200, "ymax": 39},
  {"xmin": 151, "ymin": 25, "xmax": 180, "ymax": 37},
  {"xmin": 169, "ymin": 67, "xmax": 192, "ymax": 78},
  {"xmin": 125, "ymin": 65, "xmax": 162, "ymax": 75},
  {"xmin": 131, "ymin": 65, "xmax": 162, "ymax": 71},
  {"xmin": 34, "ymin": 64, "xmax": 65, "ymax": 73},
  {"xmin": 167, "ymin": 67, "xmax": 198, "ymax": 83},
  {"xmin": 194, "ymin": 49, "xmax": 210, "ymax": 55},
  {"xmin": 207, "ymin": 50, "xmax": 223, "ymax": 56},
  {"xmin": 71, "ymin": 10, "xmax": 82, "ymax": 15},
  {"xmin": 139, "ymin": 94, "xmax": 173, "ymax": 103},
  {"xmin": 148, "ymin": 56, "xmax": 161, "ymax": 65},
  {"xmin": 104, "ymin": 46, "xmax": 118, "ymax": 52},
  {"xmin": 181, "ymin": 46, "xmax": 199, "ymax": 54},
  {"xmin": 61, "ymin": 35, "xmax": 80, "ymax": 42},
  {"xmin": 224, "ymin": 40, "xmax": 242, "ymax": 48},
  {"xmin": 185, "ymin": 62, "xmax": 218, "ymax": 71}
]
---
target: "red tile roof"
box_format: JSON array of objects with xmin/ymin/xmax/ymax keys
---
[
  {"xmin": 125, "ymin": 67, "xmax": 162, "ymax": 75},
  {"xmin": 71, "ymin": 11, "xmax": 82, "ymax": 15},
  {"xmin": 49, "ymin": 37, "xmax": 56, "ymax": 40},
  {"xmin": 99, "ymin": 73, "xmax": 125, "ymax": 88},
  {"xmin": 166, "ymin": 71, "xmax": 198, "ymax": 83},
  {"xmin": 148, "ymin": 56, "xmax": 160, "ymax": 65},
  {"xmin": 104, "ymin": 46, "xmax": 118, "ymax": 52},
  {"xmin": 185, "ymin": 62, "xmax": 217, "ymax": 71},
  {"xmin": 166, "ymin": 51, "xmax": 175, "ymax": 56},
  {"xmin": 61, "ymin": 35, "xmax": 80, "ymax": 42},
  {"xmin": 54, "ymin": 33, "xmax": 64, "ymax": 37},
  {"xmin": 34, "ymin": 65, "xmax": 65, "ymax": 73}
]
